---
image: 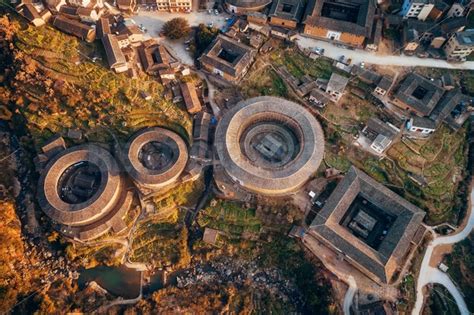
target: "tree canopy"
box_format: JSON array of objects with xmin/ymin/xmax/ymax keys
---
[{"xmin": 162, "ymin": 18, "xmax": 191, "ymax": 40}]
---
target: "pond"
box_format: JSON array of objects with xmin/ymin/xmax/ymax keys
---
[{"xmin": 78, "ymin": 265, "xmax": 141, "ymax": 299}]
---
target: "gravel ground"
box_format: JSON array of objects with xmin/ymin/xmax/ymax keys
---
[{"xmin": 132, "ymin": 11, "xmax": 230, "ymax": 65}]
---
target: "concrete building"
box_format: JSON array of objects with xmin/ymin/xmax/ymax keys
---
[
  {"xmin": 122, "ymin": 127, "xmax": 188, "ymax": 193},
  {"xmin": 306, "ymin": 167, "xmax": 425, "ymax": 284},
  {"xmin": 303, "ymin": 0, "xmax": 376, "ymax": 48},
  {"xmin": 143, "ymin": 0, "xmax": 191, "ymax": 12},
  {"xmin": 444, "ymin": 30, "xmax": 474, "ymax": 62},
  {"xmin": 400, "ymin": 0, "xmax": 435, "ymax": 20},
  {"xmin": 268, "ymin": 0, "xmax": 305, "ymax": 29},
  {"xmin": 37, "ymin": 141, "xmax": 132, "ymax": 241},
  {"xmin": 359, "ymin": 118, "xmax": 400, "ymax": 155},
  {"xmin": 214, "ymin": 96, "xmax": 325, "ymax": 196},
  {"xmin": 374, "ymin": 76, "xmax": 394, "ymax": 96},
  {"xmin": 326, "ymin": 73, "xmax": 349, "ymax": 102},
  {"xmin": 225, "ymin": 0, "xmax": 272, "ymax": 14},
  {"xmin": 199, "ymin": 35, "xmax": 256, "ymax": 82},
  {"xmin": 447, "ymin": 2, "xmax": 468, "ymax": 18},
  {"xmin": 405, "ymin": 116, "xmax": 437, "ymax": 138}
]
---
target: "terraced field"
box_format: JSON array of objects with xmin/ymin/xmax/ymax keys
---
[{"xmin": 11, "ymin": 22, "xmax": 192, "ymax": 146}]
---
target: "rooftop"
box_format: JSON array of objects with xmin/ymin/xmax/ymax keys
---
[
  {"xmin": 455, "ymin": 29, "xmax": 474, "ymax": 46},
  {"xmin": 309, "ymin": 167, "xmax": 425, "ymax": 283},
  {"xmin": 200, "ymin": 35, "xmax": 256, "ymax": 78},
  {"xmin": 268, "ymin": 0, "xmax": 305, "ymax": 22},
  {"xmin": 215, "ymin": 96, "xmax": 325, "ymax": 196},
  {"xmin": 123, "ymin": 127, "xmax": 188, "ymax": 190},
  {"xmin": 327, "ymin": 73, "xmax": 349, "ymax": 93},
  {"xmin": 393, "ymin": 73, "xmax": 445, "ymax": 116},
  {"xmin": 304, "ymin": 0, "xmax": 376, "ymax": 38}
]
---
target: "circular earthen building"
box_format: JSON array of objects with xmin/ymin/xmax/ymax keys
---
[
  {"xmin": 38, "ymin": 144, "xmax": 131, "ymax": 240},
  {"xmin": 225, "ymin": 0, "xmax": 272, "ymax": 13},
  {"xmin": 123, "ymin": 127, "xmax": 188, "ymax": 191},
  {"xmin": 215, "ymin": 96, "xmax": 325, "ymax": 196}
]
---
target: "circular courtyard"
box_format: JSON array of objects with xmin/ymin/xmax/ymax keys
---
[
  {"xmin": 215, "ymin": 96, "xmax": 325, "ymax": 196},
  {"xmin": 123, "ymin": 127, "xmax": 188, "ymax": 190}
]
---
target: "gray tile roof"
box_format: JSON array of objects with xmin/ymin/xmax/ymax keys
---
[
  {"xmin": 393, "ymin": 73, "xmax": 445, "ymax": 116},
  {"xmin": 309, "ymin": 166, "xmax": 425, "ymax": 283},
  {"xmin": 304, "ymin": 0, "xmax": 376, "ymax": 38},
  {"xmin": 327, "ymin": 73, "xmax": 349, "ymax": 93},
  {"xmin": 268, "ymin": 0, "xmax": 305, "ymax": 22},
  {"xmin": 199, "ymin": 35, "xmax": 256, "ymax": 79}
]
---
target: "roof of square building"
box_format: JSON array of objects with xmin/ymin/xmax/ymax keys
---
[{"xmin": 309, "ymin": 166, "xmax": 425, "ymax": 283}]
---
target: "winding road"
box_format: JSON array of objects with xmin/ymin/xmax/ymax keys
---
[{"xmin": 412, "ymin": 188, "xmax": 474, "ymax": 315}]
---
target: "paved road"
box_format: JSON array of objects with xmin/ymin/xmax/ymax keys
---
[
  {"xmin": 132, "ymin": 11, "xmax": 230, "ymax": 65},
  {"xmin": 412, "ymin": 188, "xmax": 474, "ymax": 315},
  {"xmin": 343, "ymin": 276, "xmax": 357, "ymax": 315},
  {"xmin": 295, "ymin": 35, "xmax": 474, "ymax": 70}
]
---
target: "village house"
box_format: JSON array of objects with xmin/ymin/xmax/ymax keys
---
[
  {"xmin": 444, "ymin": 30, "xmax": 474, "ymax": 62},
  {"xmin": 374, "ymin": 76, "xmax": 393, "ymax": 96},
  {"xmin": 138, "ymin": 40, "xmax": 171, "ymax": 74},
  {"xmin": 199, "ymin": 35, "xmax": 257, "ymax": 82},
  {"xmin": 306, "ymin": 166, "xmax": 425, "ymax": 284},
  {"xmin": 392, "ymin": 73, "xmax": 445, "ymax": 116},
  {"xmin": 45, "ymin": 0, "xmax": 66, "ymax": 12},
  {"xmin": 358, "ymin": 118, "xmax": 400, "ymax": 155},
  {"xmin": 400, "ymin": 0, "xmax": 435, "ymax": 21},
  {"xmin": 268, "ymin": 0, "xmax": 305, "ymax": 29},
  {"xmin": 326, "ymin": 73, "xmax": 349, "ymax": 102},
  {"xmin": 303, "ymin": 0, "xmax": 376, "ymax": 48},
  {"xmin": 102, "ymin": 34, "xmax": 129, "ymax": 73},
  {"xmin": 96, "ymin": 16, "xmax": 111, "ymax": 39},
  {"xmin": 116, "ymin": 0, "xmax": 137, "ymax": 11},
  {"xmin": 189, "ymin": 111, "xmax": 212, "ymax": 162},
  {"xmin": 76, "ymin": 7, "xmax": 101, "ymax": 23},
  {"xmin": 117, "ymin": 21, "xmax": 144, "ymax": 43},
  {"xmin": 69, "ymin": 0, "xmax": 90, "ymax": 7},
  {"xmin": 17, "ymin": 3, "xmax": 52, "ymax": 27},
  {"xmin": 392, "ymin": 73, "xmax": 472, "ymax": 136},
  {"xmin": 405, "ymin": 116, "xmax": 436, "ymax": 138},
  {"xmin": 447, "ymin": 1, "xmax": 468, "ymax": 18},
  {"xmin": 247, "ymin": 11, "xmax": 268, "ymax": 25},
  {"xmin": 154, "ymin": 0, "xmax": 192, "ymax": 12},
  {"xmin": 181, "ymin": 82, "xmax": 203, "ymax": 114},
  {"xmin": 159, "ymin": 68, "xmax": 176, "ymax": 83},
  {"xmin": 52, "ymin": 15, "xmax": 96, "ymax": 42}
]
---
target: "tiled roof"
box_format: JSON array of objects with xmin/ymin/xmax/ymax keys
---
[
  {"xmin": 393, "ymin": 73, "xmax": 445, "ymax": 116},
  {"xmin": 268, "ymin": 0, "xmax": 305, "ymax": 22},
  {"xmin": 309, "ymin": 167, "xmax": 425, "ymax": 283},
  {"xmin": 304, "ymin": 0, "xmax": 376, "ymax": 38},
  {"xmin": 199, "ymin": 35, "xmax": 256, "ymax": 79}
]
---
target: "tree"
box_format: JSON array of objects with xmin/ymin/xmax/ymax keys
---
[
  {"xmin": 194, "ymin": 24, "xmax": 219, "ymax": 56},
  {"xmin": 162, "ymin": 18, "xmax": 191, "ymax": 40}
]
